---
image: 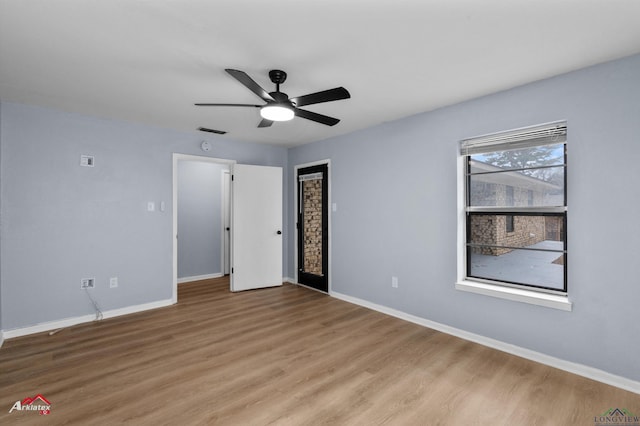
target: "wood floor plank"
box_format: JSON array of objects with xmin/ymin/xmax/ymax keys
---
[{"xmin": 0, "ymin": 277, "xmax": 637, "ymax": 425}]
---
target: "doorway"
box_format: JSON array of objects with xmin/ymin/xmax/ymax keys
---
[
  {"xmin": 172, "ymin": 154, "xmax": 235, "ymax": 303},
  {"xmin": 173, "ymin": 154, "xmax": 284, "ymax": 302},
  {"xmin": 296, "ymin": 163, "xmax": 329, "ymax": 293}
]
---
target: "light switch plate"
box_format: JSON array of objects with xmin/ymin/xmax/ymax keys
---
[{"xmin": 80, "ymin": 155, "xmax": 95, "ymax": 167}]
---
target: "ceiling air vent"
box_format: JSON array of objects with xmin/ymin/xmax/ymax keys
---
[{"xmin": 198, "ymin": 127, "xmax": 227, "ymax": 135}]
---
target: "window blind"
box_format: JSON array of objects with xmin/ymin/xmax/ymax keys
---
[
  {"xmin": 298, "ymin": 172, "xmax": 323, "ymax": 182},
  {"xmin": 460, "ymin": 121, "xmax": 567, "ymax": 156}
]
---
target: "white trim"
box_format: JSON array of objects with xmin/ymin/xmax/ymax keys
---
[
  {"xmin": 283, "ymin": 277, "xmax": 296, "ymax": 284},
  {"xmin": 456, "ymin": 280, "xmax": 572, "ymax": 311},
  {"xmin": 173, "ymin": 153, "xmax": 236, "ymax": 303},
  {"xmin": 293, "ymin": 159, "xmax": 331, "ymax": 293},
  {"xmin": 2, "ymin": 299, "xmax": 174, "ymax": 339},
  {"xmin": 467, "ymin": 206, "xmax": 566, "ymax": 214},
  {"xmin": 330, "ymin": 290, "xmax": 639, "ymax": 395},
  {"xmin": 457, "ymin": 154, "xmax": 467, "ymax": 285},
  {"xmin": 177, "ymin": 273, "xmax": 223, "ymax": 284},
  {"xmin": 0, "ymin": 330, "xmax": 4, "ymax": 348},
  {"xmin": 221, "ymin": 169, "xmax": 231, "ymax": 275}
]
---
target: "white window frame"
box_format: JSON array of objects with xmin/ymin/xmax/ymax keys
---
[{"xmin": 455, "ymin": 121, "xmax": 572, "ymax": 311}]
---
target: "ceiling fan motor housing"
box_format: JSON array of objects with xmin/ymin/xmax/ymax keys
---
[
  {"xmin": 268, "ymin": 70, "xmax": 287, "ymax": 85},
  {"xmin": 269, "ymin": 91, "xmax": 290, "ymax": 104}
]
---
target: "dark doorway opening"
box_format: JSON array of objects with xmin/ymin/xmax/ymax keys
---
[{"xmin": 297, "ymin": 164, "xmax": 328, "ymax": 293}]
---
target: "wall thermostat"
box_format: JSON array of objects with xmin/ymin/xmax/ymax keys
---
[{"xmin": 200, "ymin": 141, "xmax": 212, "ymax": 152}]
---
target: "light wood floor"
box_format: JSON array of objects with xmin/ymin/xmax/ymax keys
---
[{"xmin": 1, "ymin": 278, "xmax": 637, "ymax": 425}]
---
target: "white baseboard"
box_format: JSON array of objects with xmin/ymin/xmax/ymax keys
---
[
  {"xmin": 283, "ymin": 277, "xmax": 296, "ymax": 284},
  {"xmin": 0, "ymin": 330, "xmax": 4, "ymax": 348},
  {"xmin": 177, "ymin": 273, "xmax": 223, "ymax": 284},
  {"xmin": 2, "ymin": 299, "xmax": 174, "ymax": 340},
  {"xmin": 331, "ymin": 290, "xmax": 640, "ymax": 395}
]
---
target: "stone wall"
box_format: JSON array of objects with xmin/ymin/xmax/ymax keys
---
[
  {"xmin": 497, "ymin": 215, "xmax": 545, "ymax": 252},
  {"xmin": 302, "ymin": 179, "xmax": 323, "ymax": 275},
  {"xmin": 471, "ymin": 215, "xmax": 546, "ymax": 255},
  {"xmin": 470, "ymin": 182, "xmax": 544, "ymax": 207},
  {"xmin": 469, "ymin": 181, "xmax": 551, "ymax": 255},
  {"xmin": 470, "ymin": 215, "xmax": 498, "ymax": 255}
]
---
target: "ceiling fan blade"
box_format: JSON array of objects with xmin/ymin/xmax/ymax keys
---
[
  {"xmin": 225, "ymin": 69, "xmax": 275, "ymax": 102},
  {"xmin": 257, "ymin": 119, "xmax": 274, "ymax": 128},
  {"xmin": 294, "ymin": 108, "xmax": 340, "ymax": 126},
  {"xmin": 194, "ymin": 103, "xmax": 261, "ymax": 107},
  {"xmin": 290, "ymin": 87, "xmax": 350, "ymax": 107}
]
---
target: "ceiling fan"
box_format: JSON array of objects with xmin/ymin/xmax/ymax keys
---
[{"xmin": 195, "ymin": 69, "xmax": 350, "ymax": 127}]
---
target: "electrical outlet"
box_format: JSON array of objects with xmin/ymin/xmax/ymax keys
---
[
  {"xmin": 110, "ymin": 277, "xmax": 118, "ymax": 288},
  {"xmin": 81, "ymin": 278, "xmax": 95, "ymax": 289},
  {"xmin": 392, "ymin": 276, "xmax": 398, "ymax": 288}
]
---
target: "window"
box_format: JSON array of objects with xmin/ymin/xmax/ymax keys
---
[
  {"xmin": 505, "ymin": 215, "xmax": 515, "ymax": 233},
  {"xmin": 506, "ymin": 185, "xmax": 514, "ymax": 206},
  {"xmin": 459, "ymin": 121, "xmax": 567, "ymax": 295}
]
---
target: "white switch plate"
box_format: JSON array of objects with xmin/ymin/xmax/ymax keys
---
[
  {"xmin": 392, "ymin": 276, "xmax": 398, "ymax": 288},
  {"xmin": 110, "ymin": 277, "xmax": 118, "ymax": 288},
  {"xmin": 147, "ymin": 202, "xmax": 155, "ymax": 212},
  {"xmin": 332, "ymin": 203, "xmax": 337, "ymax": 212},
  {"xmin": 80, "ymin": 155, "xmax": 95, "ymax": 167}
]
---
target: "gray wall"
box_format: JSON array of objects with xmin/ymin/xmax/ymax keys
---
[
  {"xmin": 177, "ymin": 160, "xmax": 228, "ymax": 279},
  {"xmin": 0, "ymin": 102, "xmax": 287, "ymax": 330},
  {"xmin": 288, "ymin": 54, "xmax": 640, "ymax": 382}
]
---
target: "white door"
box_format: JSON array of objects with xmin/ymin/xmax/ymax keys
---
[{"xmin": 231, "ymin": 164, "xmax": 283, "ymax": 291}]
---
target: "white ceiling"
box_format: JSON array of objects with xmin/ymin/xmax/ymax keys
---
[{"xmin": 2, "ymin": 0, "xmax": 640, "ymax": 147}]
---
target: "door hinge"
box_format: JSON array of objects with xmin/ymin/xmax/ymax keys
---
[
  {"xmin": 231, "ymin": 267, "xmax": 234, "ymax": 274},
  {"xmin": 231, "ymin": 175, "xmax": 234, "ymax": 181}
]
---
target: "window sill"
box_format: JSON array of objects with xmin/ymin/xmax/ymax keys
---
[{"xmin": 455, "ymin": 280, "xmax": 572, "ymax": 311}]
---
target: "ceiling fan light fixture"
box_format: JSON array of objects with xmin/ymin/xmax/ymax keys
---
[{"xmin": 260, "ymin": 104, "xmax": 294, "ymax": 122}]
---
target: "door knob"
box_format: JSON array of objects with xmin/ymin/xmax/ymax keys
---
[{"xmin": 277, "ymin": 230, "xmax": 282, "ymax": 235}]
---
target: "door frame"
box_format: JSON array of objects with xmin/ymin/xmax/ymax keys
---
[
  {"xmin": 172, "ymin": 153, "xmax": 235, "ymax": 303},
  {"xmin": 293, "ymin": 159, "xmax": 331, "ymax": 293},
  {"xmin": 222, "ymin": 169, "xmax": 231, "ymax": 275}
]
